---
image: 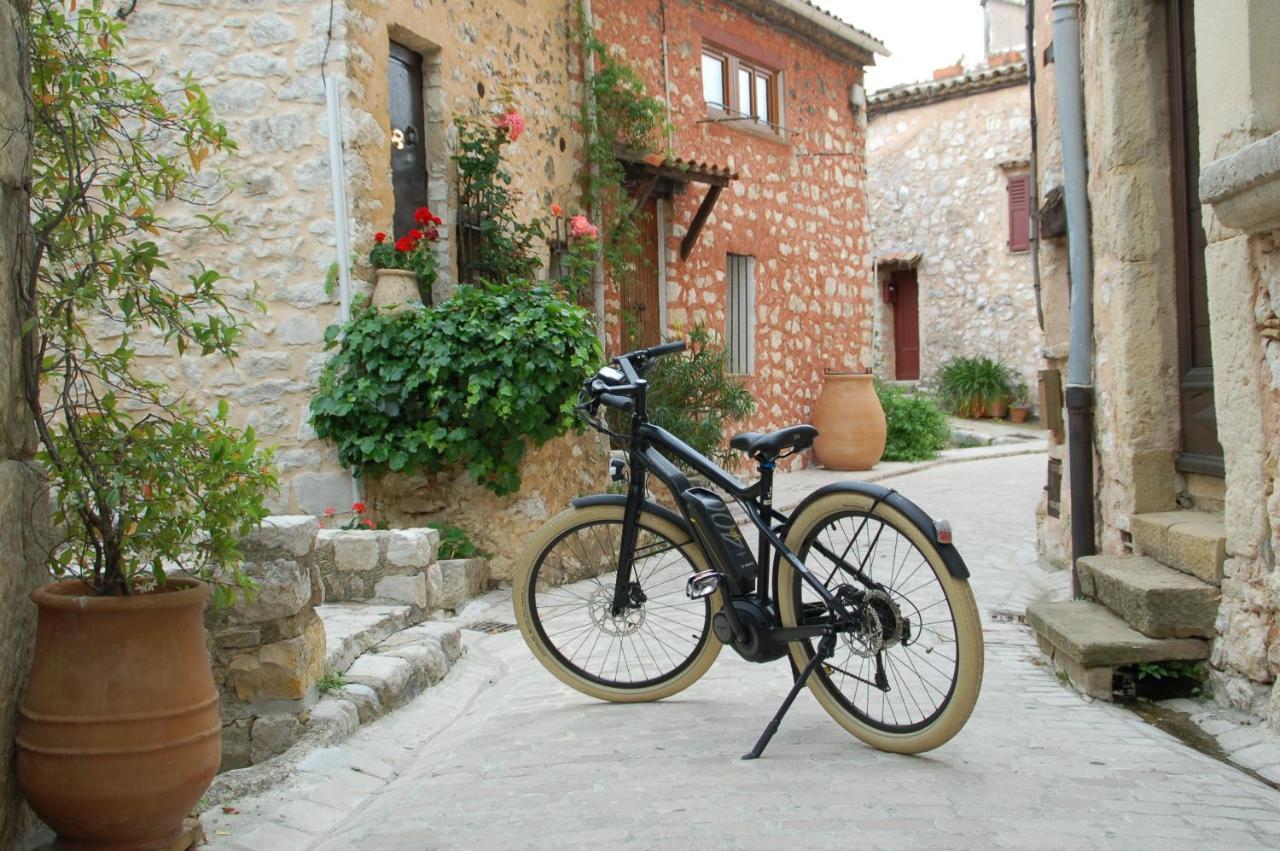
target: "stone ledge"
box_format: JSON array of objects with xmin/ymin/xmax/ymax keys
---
[
  {"xmin": 1200, "ymin": 130, "xmax": 1280, "ymax": 234},
  {"xmin": 1129, "ymin": 510, "xmax": 1227, "ymax": 586},
  {"xmin": 1027, "ymin": 599, "xmax": 1210, "ymax": 668},
  {"xmin": 1077, "ymin": 554, "xmax": 1221, "ymax": 639}
]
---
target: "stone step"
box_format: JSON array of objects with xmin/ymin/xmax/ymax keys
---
[
  {"xmin": 1077, "ymin": 554, "xmax": 1221, "ymax": 639},
  {"xmin": 319, "ymin": 602, "xmax": 426, "ymax": 675},
  {"xmin": 1026, "ymin": 600, "xmax": 1210, "ymax": 700},
  {"xmin": 1129, "ymin": 510, "xmax": 1226, "ymax": 586}
]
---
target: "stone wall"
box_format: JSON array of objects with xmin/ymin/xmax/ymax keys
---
[
  {"xmin": 206, "ymin": 517, "xmax": 327, "ymax": 770},
  {"xmin": 113, "ymin": 0, "xmax": 590, "ymax": 514},
  {"xmin": 0, "ymin": 1, "xmax": 46, "ymax": 843},
  {"xmin": 1192, "ymin": 0, "xmax": 1280, "ymax": 725},
  {"xmin": 592, "ymin": 0, "xmax": 878, "ymax": 436},
  {"xmin": 867, "ymin": 74, "xmax": 1039, "ymax": 396},
  {"xmin": 1031, "ymin": 0, "xmax": 1280, "ymax": 729},
  {"xmin": 367, "ymin": 430, "xmax": 609, "ymax": 583}
]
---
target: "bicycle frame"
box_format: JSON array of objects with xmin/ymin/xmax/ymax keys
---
[{"xmin": 602, "ymin": 363, "xmax": 861, "ymax": 645}]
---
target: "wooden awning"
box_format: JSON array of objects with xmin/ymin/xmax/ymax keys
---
[{"xmin": 618, "ymin": 149, "xmax": 738, "ymax": 261}]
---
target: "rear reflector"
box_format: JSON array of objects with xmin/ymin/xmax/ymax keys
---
[{"xmin": 934, "ymin": 519, "xmax": 953, "ymax": 545}]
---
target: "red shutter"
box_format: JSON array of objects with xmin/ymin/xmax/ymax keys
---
[{"xmin": 1007, "ymin": 174, "xmax": 1031, "ymax": 252}]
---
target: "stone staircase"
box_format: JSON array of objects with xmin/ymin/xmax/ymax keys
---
[{"xmin": 1027, "ymin": 510, "xmax": 1225, "ymax": 699}]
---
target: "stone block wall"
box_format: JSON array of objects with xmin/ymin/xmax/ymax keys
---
[
  {"xmin": 867, "ymin": 77, "xmax": 1041, "ymax": 397},
  {"xmin": 206, "ymin": 517, "xmax": 327, "ymax": 771},
  {"xmin": 316, "ymin": 526, "xmax": 441, "ymax": 608},
  {"xmin": 0, "ymin": 1, "xmax": 47, "ymax": 843}
]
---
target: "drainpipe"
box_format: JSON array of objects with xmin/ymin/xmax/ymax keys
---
[
  {"xmin": 580, "ymin": 0, "xmax": 607, "ymax": 346},
  {"xmin": 1027, "ymin": 0, "xmax": 1044, "ymax": 330},
  {"xmin": 1052, "ymin": 0, "xmax": 1095, "ymax": 595},
  {"xmin": 324, "ymin": 73, "xmax": 364, "ymax": 504}
]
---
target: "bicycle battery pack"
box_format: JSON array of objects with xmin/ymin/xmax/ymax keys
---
[{"xmin": 680, "ymin": 487, "xmax": 756, "ymax": 594}]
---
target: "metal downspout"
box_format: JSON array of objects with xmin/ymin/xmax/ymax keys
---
[
  {"xmin": 1027, "ymin": 0, "xmax": 1044, "ymax": 330},
  {"xmin": 1052, "ymin": 0, "xmax": 1096, "ymax": 595},
  {"xmin": 580, "ymin": 0, "xmax": 607, "ymax": 346}
]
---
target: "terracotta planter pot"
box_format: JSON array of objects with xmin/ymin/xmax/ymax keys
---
[
  {"xmin": 372, "ymin": 268, "xmax": 423, "ymax": 313},
  {"xmin": 811, "ymin": 372, "xmax": 886, "ymax": 471},
  {"xmin": 986, "ymin": 399, "xmax": 1009, "ymax": 419},
  {"xmin": 18, "ymin": 579, "xmax": 220, "ymax": 851},
  {"xmin": 1009, "ymin": 406, "xmax": 1030, "ymax": 424}
]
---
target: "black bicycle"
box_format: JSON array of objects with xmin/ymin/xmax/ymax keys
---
[{"xmin": 513, "ymin": 342, "xmax": 983, "ymax": 757}]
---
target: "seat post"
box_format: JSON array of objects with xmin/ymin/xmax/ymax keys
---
[{"xmin": 756, "ymin": 457, "xmax": 774, "ymax": 598}]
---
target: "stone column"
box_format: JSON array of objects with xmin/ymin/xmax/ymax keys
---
[{"xmin": 0, "ymin": 0, "xmax": 48, "ymax": 844}]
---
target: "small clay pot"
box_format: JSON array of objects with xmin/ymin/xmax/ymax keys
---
[
  {"xmin": 1009, "ymin": 406, "xmax": 1030, "ymax": 424},
  {"xmin": 811, "ymin": 372, "xmax": 886, "ymax": 471},
  {"xmin": 372, "ymin": 268, "xmax": 424, "ymax": 313}
]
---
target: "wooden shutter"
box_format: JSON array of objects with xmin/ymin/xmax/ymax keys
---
[
  {"xmin": 726, "ymin": 254, "xmax": 754, "ymax": 375},
  {"xmin": 1007, "ymin": 174, "xmax": 1031, "ymax": 252},
  {"xmin": 389, "ymin": 43, "xmax": 430, "ymax": 240}
]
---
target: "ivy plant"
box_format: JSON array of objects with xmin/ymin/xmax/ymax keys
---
[
  {"xmin": 310, "ymin": 285, "xmax": 601, "ymax": 495},
  {"xmin": 18, "ymin": 0, "xmax": 276, "ymax": 601}
]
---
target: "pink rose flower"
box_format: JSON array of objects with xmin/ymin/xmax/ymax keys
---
[
  {"xmin": 569, "ymin": 214, "xmax": 599, "ymax": 239},
  {"xmin": 496, "ymin": 108, "xmax": 526, "ymax": 142}
]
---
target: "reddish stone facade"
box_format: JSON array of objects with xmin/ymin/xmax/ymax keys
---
[{"xmin": 593, "ymin": 0, "xmax": 882, "ymax": 443}]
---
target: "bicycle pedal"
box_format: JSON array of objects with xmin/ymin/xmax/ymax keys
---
[{"xmin": 686, "ymin": 570, "xmax": 721, "ymax": 599}]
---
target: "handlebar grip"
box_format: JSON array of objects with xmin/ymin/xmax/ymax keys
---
[
  {"xmin": 599, "ymin": 393, "xmax": 635, "ymax": 413},
  {"xmin": 645, "ymin": 341, "xmax": 686, "ymax": 358}
]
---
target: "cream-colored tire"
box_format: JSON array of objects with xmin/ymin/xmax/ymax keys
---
[
  {"xmin": 778, "ymin": 491, "xmax": 984, "ymax": 754},
  {"xmin": 513, "ymin": 503, "xmax": 722, "ymax": 703}
]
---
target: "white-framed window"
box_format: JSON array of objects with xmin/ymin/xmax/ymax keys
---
[{"xmin": 726, "ymin": 254, "xmax": 755, "ymax": 375}]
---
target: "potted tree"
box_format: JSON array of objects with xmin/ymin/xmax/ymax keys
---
[
  {"xmin": 16, "ymin": 5, "xmax": 275, "ymax": 847},
  {"xmin": 938, "ymin": 355, "xmax": 1014, "ymax": 419}
]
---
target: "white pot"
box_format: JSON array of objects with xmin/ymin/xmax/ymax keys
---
[{"xmin": 372, "ymin": 269, "xmax": 424, "ymax": 313}]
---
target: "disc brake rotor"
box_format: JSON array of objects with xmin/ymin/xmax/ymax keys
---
[{"xmin": 589, "ymin": 586, "xmax": 646, "ymax": 636}]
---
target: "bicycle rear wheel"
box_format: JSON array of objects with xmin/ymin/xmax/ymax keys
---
[
  {"xmin": 777, "ymin": 490, "xmax": 983, "ymax": 754},
  {"xmin": 513, "ymin": 502, "xmax": 722, "ymax": 702}
]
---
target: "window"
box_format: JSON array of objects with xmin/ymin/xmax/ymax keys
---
[
  {"xmin": 1006, "ymin": 174, "xmax": 1031, "ymax": 252},
  {"xmin": 701, "ymin": 46, "xmax": 778, "ymax": 128},
  {"xmin": 726, "ymin": 254, "xmax": 755, "ymax": 375},
  {"xmin": 388, "ymin": 42, "xmax": 431, "ymax": 240}
]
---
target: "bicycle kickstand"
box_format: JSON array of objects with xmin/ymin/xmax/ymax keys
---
[{"xmin": 742, "ymin": 631, "xmax": 837, "ymax": 760}]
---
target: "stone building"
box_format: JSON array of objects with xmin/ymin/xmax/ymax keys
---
[
  {"xmin": 1025, "ymin": 0, "xmax": 1280, "ymax": 730},
  {"xmin": 111, "ymin": 0, "xmax": 886, "ymax": 526},
  {"xmin": 866, "ymin": 52, "xmax": 1037, "ymax": 394},
  {"xmin": 590, "ymin": 0, "xmax": 886, "ymax": 432},
  {"xmin": 0, "ymin": 0, "xmax": 46, "ymax": 843},
  {"xmin": 115, "ymin": 0, "xmax": 589, "ymax": 517}
]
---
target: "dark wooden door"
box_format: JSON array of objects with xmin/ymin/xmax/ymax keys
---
[
  {"xmin": 389, "ymin": 43, "xmax": 430, "ymax": 240},
  {"xmin": 620, "ymin": 198, "xmax": 661, "ymax": 349},
  {"xmin": 893, "ymin": 269, "xmax": 920, "ymax": 381},
  {"xmin": 1168, "ymin": 0, "xmax": 1223, "ymax": 475}
]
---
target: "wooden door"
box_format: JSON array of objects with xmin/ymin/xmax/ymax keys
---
[
  {"xmin": 620, "ymin": 198, "xmax": 662, "ymax": 350},
  {"xmin": 389, "ymin": 43, "xmax": 430, "ymax": 241},
  {"xmin": 893, "ymin": 269, "xmax": 920, "ymax": 381},
  {"xmin": 1168, "ymin": 0, "xmax": 1223, "ymax": 475}
]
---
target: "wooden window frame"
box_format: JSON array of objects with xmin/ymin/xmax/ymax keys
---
[{"xmin": 694, "ymin": 19, "xmax": 785, "ymax": 140}]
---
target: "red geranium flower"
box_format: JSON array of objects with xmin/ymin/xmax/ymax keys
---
[
  {"xmin": 363, "ymin": 517, "xmax": 376, "ymax": 529},
  {"xmin": 414, "ymin": 207, "xmax": 432, "ymax": 225},
  {"xmin": 408, "ymin": 228, "xmax": 423, "ymax": 242},
  {"xmin": 352, "ymin": 501, "xmax": 366, "ymax": 513},
  {"xmin": 394, "ymin": 236, "xmax": 414, "ymax": 252},
  {"xmin": 426, "ymin": 227, "xmax": 439, "ymax": 240},
  {"xmin": 374, "ymin": 232, "xmax": 386, "ymax": 244},
  {"xmin": 431, "ymin": 215, "xmax": 442, "ymax": 226}
]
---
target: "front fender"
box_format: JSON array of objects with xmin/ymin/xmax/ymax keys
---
[
  {"xmin": 570, "ymin": 494, "xmax": 696, "ymax": 543},
  {"xmin": 784, "ymin": 481, "xmax": 970, "ymax": 580}
]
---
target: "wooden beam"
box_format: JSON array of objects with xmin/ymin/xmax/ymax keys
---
[
  {"xmin": 680, "ymin": 185, "xmax": 723, "ymax": 261},
  {"xmin": 628, "ymin": 173, "xmax": 660, "ymax": 217}
]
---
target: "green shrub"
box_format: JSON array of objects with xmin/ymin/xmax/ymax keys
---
[
  {"xmin": 642, "ymin": 327, "xmax": 755, "ymax": 467},
  {"xmin": 429, "ymin": 524, "xmax": 482, "ymax": 560},
  {"xmin": 937, "ymin": 355, "xmax": 1014, "ymax": 417},
  {"xmin": 310, "ymin": 285, "xmax": 600, "ymax": 495},
  {"xmin": 877, "ymin": 383, "xmax": 951, "ymax": 462}
]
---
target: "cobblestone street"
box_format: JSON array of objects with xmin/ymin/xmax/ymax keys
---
[{"xmin": 203, "ymin": 454, "xmax": 1280, "ymax": 849}]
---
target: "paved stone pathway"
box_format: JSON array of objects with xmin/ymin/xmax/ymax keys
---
[{"xmin": 203, "ymin": 454, "xmax": 1280, "ymax": 849}]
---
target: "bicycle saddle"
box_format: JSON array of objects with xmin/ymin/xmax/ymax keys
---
[{"xmin": 730, "ymin": 425, "xmax": 819, "ymax": 460}]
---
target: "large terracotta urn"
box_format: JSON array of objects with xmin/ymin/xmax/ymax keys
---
[
  {"xmin": 372, "ymin": 268, "xmax": 424, "ymax": 313},
  {"xmin": 811, "ymin": 371, "xmax": 887, "ymax": 471},
  {"xmin": 18, "ymin": 579, "xmax": 221, "ymax": 850}
]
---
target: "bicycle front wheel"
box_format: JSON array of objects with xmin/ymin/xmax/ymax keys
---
[
  {"xmin": 777, "ymin": 490, "xmax": 984, "ymax": 754},
  {"xmin": 513, "ymin": 502, "xmax": 722, "ymax": 703}
]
